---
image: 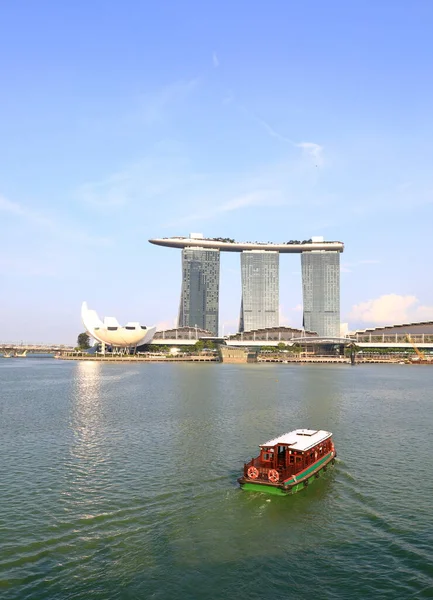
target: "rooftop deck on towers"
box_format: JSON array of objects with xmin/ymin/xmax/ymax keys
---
[{"xmin": 149, "ymin": 236, "xmax": 344, "ymax": 253}]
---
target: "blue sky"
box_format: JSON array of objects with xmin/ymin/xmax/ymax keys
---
[{"xmin": 1, "ymin": 0, "xmax": 433, "ymax": 343}]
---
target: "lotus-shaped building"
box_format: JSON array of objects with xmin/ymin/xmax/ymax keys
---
[{"xmin": 81, "ymin": 302, "xmax": 156, "ymax": 348}]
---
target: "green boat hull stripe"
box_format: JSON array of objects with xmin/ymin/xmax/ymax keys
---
[
  {"xmin": 239, "ymin": 452, "xmax": 335, "ymax": 495},
  {"xmin": 283, "ymin": 451, "xmax": 333, "ymax": 485}
]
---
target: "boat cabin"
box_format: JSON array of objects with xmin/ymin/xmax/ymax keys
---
[{"xmin": 243, "ymin": 429, "xmax": 334, "ymax": 485}]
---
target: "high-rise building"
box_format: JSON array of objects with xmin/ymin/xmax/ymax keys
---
[
  {"xmin": 150, "ymin": 233, "xmax": 343, "ymax": 337},
  {"xmin": 239, "ymin": 251, "xmax": 279, "ymax": 332},
  {"xmin": 301, "ymin": 251, "xmax": 340, "ymax": 337},
  {"xmin": 178, "ymin": 247, "xmax": 220, "ymax": 335}
]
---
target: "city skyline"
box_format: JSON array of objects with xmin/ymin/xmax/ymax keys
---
[
  {"xmin": 152, "ymin": 233, "xmax": 342, "ymax": 338},
  {"xmin": 1, "ymin": 2, "xmax": 433, "ymax": 343}
]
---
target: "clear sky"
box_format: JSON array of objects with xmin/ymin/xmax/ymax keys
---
[{"xmin": 1, "ymin": 0, "xmax": 433, "ymax": 343}]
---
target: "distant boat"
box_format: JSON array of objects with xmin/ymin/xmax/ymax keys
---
[{"xmin": 238, "ymin": 429, "xmax": 336, "ymax": 495}]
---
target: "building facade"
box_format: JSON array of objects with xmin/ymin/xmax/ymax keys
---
[
  {"xmin": 178, "ymin": 247, "xmax": 220, "ymax": 335},
  {"xmin": 301, "ymin": 251, "xmax": 340, "ymax": 337},
  {"xmin": 239, "ymin": 251, "xmax": 279, "ymax": 332}
]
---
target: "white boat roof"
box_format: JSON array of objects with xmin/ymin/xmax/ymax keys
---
[{"xmin": 260, "ymin": 429, "xmax": 332, "ymax": 452}]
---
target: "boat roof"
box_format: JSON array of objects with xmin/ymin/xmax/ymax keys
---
[{"xmin": 260, "ymin": 429, "xmax": 332, "ymax": 452}]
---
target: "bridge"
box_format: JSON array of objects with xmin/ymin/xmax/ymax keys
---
[{"xmin": 0, "ymin": 344, "xmax": 74, "ymax": 356}]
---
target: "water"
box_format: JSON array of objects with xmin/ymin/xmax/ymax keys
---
[{"xmin": 0, "ymin": 359, "xmax": 432, "ymax": 599}]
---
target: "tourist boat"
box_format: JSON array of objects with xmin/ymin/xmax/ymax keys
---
[{"xmin": 238, "ymin": 429, "xmax": 336, "ymax": 495}]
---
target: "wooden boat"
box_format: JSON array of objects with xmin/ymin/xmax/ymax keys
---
[{"xmin": 238, "ymin": 429, "xmax": 336, "ymax": 495}]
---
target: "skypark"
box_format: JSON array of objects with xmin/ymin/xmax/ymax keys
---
[
  {"xmin": 149, "ymin": 233, "xmax": 343, "ymax": 337},
  {"xmin": 149, "ymin": 235, "xmax": 344, "ymax": 253}
]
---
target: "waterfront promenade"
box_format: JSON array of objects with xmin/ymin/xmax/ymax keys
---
[{"xmin": 55, "ymin": 353, "xmax": 218, "ymax": 362}]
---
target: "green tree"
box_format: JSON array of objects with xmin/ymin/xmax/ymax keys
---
[
  {"xmin": 277, "ymin": 342, "xmax": 286, "ymax": 351},
  {"xmin": 194, "ymin": 340, "xmax": 205, "ymax": 353},
  {"xmin": 77, "ymin": 332, "xmax": 90, "ymax": 350}
]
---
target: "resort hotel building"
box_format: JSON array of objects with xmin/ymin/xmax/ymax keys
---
[
  {"xmin": 239, "ymin": 251, "xmax": 279, "ymax": 332},
  {"xmin": 178, "ymin": 247, "xmax": 220, "ymax": 336},
  {"xmin": 301, "ymin": 250, "xmax": 340, "ymax": 338},
  {"xmin": 149, "ymin": 234, "xmax": 344, "ymax": 338}
]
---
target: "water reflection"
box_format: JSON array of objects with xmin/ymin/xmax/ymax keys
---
[{"xmin": 62, "ymin": 361, "xmax": 109, "ymax": 517}]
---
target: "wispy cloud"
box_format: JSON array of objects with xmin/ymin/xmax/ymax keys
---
[
  {"xmin": 127, "ymin": 78, "xmax": 199, "ymax": 126},
  {"xmin": 254, "ymin": 116, "xmax": 324, "ymax": 165},
  {"xmin": 255, "ymin": 117, "xmax": 295, "ymax": 144},
  {"xmin": 77, "ymin": 154, "xmax": 205, "ymax": 210},
  {"xmin": 212, "ymin": 51, "xmax": 219, "ymax": 68},
  {"xmin": 0, "ymin": 194, "xmax": 54, "ymax": 228},
  {"xmin": 0, "ymin": 193, "xmax": 110, "ymax": 246},
  {"xmin": 167, "ymin": 189, "xmax": 284, "ymax": 226}
]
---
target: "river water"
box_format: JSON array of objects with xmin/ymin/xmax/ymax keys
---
[{"xmin": 0, "ymin": 359, "xmax": 432, "ymax": 599}]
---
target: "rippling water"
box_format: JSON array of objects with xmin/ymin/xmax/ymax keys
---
[{"xmin": 1, "ymin": 359, "xmax": 432, "ymax": 599}]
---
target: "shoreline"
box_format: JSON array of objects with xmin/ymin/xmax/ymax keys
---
[{"xmin": 51, "ymin": 354, "xmax": 431, "ymax": 365}]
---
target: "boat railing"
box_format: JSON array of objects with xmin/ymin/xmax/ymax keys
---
[
  {"xmin": 244, "ymin": 452, "xmax": 332, "ymax": 481},
  {"xmin": 244, "ymin": 459, "xmax": 301, "ymax": 481}
]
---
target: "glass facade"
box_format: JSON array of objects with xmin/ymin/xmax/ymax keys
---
[
  {"xmin": 239, "ymin": 251, "xmax": 279, "ymax": 332},
  {"xmin": 178, "ymin": 247, "xmax": 220, "ymax": 336},
  {"xmin": 301, "ymin": 251, "xmax": 340, "ymax": 337}
]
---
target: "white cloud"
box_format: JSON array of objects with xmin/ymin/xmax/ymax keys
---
[
  {"xmin": 296, "ymin": 142, "xmax": 324, "ymax": 166},
  {"xmin": 250, "ymin": 116, "xmax": 324, "ymax": 166},
  {"xmin": 340, "ymin": 323, "xmax": 349, "ymax": 337},
  {"xmin": 212, "ymin": 52, "xmax": 219, "ymax": 68},
  {"xmin": 348, "ymin": 294, "xmax": 433, "ymax": 326},
  {"xmin": 155, "ymin": 318, "xmax": 177, "ymax": 331}
]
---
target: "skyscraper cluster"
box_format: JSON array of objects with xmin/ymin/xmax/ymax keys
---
[{"xmin": 150, "ymin": 234, "xmax": 343, "ymax": 338}]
